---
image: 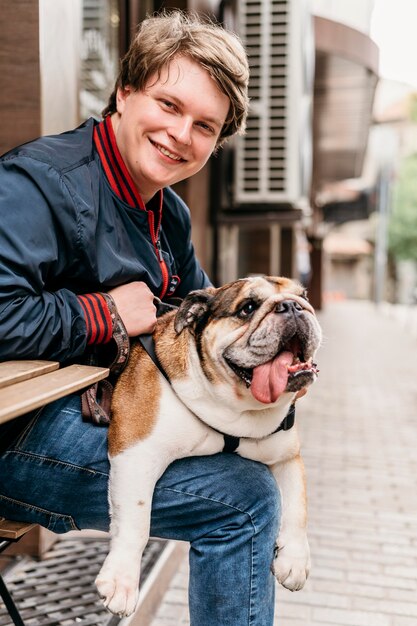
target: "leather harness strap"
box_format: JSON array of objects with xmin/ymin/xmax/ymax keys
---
[
  {"xmin": 137, "ymin": 333, "xmax": 170, "ymax": 382},
  {"xmin": 81, "ymin": 292, "xmax": 130, "ymax": 425}
]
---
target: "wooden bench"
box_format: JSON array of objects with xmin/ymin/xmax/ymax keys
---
[{"xmin": 0, "ymin": 360, "xmax": 109, "ymax": 626}]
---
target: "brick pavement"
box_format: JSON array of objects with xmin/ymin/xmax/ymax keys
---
[{"xmin": 149, "ymin": 300, "xmax": 417, "ymax": 626}]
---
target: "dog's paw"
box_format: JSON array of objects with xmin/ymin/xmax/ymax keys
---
[
  {"xmin": 272, "ymin": 536, "xmax": 311, "ymax": 591},
  {"xmin": 95, "ymin": 569, "xmax": 139, "ymax": 617}
]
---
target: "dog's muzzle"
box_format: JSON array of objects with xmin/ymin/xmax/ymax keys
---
[{"xmin": 224, "ymin": 294, "xmax": 320, "ymax": 404}]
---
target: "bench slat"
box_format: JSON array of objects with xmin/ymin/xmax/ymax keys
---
[
  {"xmin": 0, "ymin": 360, "xmax": 59, "ymax": 389},
  {"xmin": 0, "ymin": 517, "xmax": 37, "ymax": 540},
  {"xmin": 0, "ymin": 364, "xmax": 110, "ymax": 424}
]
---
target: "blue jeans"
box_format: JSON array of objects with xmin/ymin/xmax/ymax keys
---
[{"xmin": 0, "ymin": 394, "xmax": 280, "ymax": 625}]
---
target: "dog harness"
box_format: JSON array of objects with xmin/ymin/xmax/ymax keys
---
[
  {"xmin": 221, "ymin": 403, "xmax": 296, "ymax": 453},
  {"xmin": 82, "ymin": 298, "xmax": 297, "ymax": 444},
  {"xmin": 137, "ymin": 332, "xmax": 296, "ymax": 453}
]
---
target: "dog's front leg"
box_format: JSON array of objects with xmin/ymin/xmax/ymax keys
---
[
  {"xmin": 96, "ymin": 445, "xmax": 165, "ymax": 617},
  {"xmin": 270, "ymin": 455, "xmax": 311, "ymax": 591}
]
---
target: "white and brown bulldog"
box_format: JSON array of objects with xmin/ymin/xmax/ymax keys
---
[{"xmin": 96, "ymin": 275, "xmax": 322, "ymax": 616}]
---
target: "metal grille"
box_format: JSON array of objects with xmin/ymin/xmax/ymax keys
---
[
  {"xmin": 235, "ymin": 0, "xmax": 289, "ymax": 202},
  {"xmin": 0, "ymin": 537, "xmax": 166, "ymax": 626},
  {"xmin": 234, "ymin": 0, "xmax": 314, "ymax": 208},
  {"xmin": 269, "ymin": 0, "xmax": 288, "ymax": 193}
]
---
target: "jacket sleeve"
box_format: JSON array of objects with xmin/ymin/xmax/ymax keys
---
[{"xmin": 0, "ymin": 155, "xmax": 89, "ymax": 361}]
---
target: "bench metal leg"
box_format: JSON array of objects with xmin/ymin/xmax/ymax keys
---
[
  {"xmin": 0, "ymin": 539, "xmax": 26, "ymax": 626},
  {"xmin": 0, "ymin": 573, "xmax": 25, "ymax": 626}
]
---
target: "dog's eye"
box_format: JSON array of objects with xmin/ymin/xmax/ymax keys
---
[
  {"xmin": 237, "ymin": 300, "xmax": 259, "ymax": 319},
  {"xmin": 302, "ymin": 289, "xmax": 309, "ymax": 302}
]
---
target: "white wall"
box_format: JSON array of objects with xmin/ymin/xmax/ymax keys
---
[
  {"xmin": 39, "ymin": 0, "xmax": 82, "ymax": 135},
  {"xmin": 312, "ymin": 0, "xmax": 376, "ymax": 35}
]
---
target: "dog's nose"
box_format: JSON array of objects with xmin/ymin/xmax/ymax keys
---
[{"xmin": 275, "ymin": 300, "xmax": 304, "ymax": 315}]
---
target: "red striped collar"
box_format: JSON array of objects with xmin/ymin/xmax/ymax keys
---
[{"xmin": 94, "ymin": 116, "xmax": 162, "ymax": 213}]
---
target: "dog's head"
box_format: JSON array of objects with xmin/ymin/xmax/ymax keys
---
[{"xmin": 174, "ymin": 276, "xmax": 321, "ymax": 405}]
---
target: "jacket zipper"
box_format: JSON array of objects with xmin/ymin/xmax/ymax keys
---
[{"xmin": 148, "ymin": 211, "xmax": 169, "ymax": 298}]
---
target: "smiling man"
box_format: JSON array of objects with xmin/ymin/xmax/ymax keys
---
[{"xmin": 0, "ymin": 11, "xmax": 283, "ymax": 626}]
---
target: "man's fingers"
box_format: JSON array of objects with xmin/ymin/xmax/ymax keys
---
[{"xmin": 108, "ymin": 282, "xmax": 157, "ymax": 336}]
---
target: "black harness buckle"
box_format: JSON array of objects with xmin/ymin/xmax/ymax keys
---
[{"xmin": 222, "ymin": 403, "xmax": 296, "ymax": 453}]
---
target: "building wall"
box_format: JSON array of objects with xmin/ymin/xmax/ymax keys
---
[
  {"xmin": 39, "ymin": 0, "xmax": 82, "ymax": 135},
  {"xmin": 0, "ymin": 0, "xmax": 41, "ymax": 153},
  {"xmin": 312, "ymin": 0, "xmax": 376, "ymax": 35},
  {"xmin": 0, "ymin": 0, "xmax": 82, "ymax": 154}
]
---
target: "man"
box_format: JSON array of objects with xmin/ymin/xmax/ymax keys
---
[{"xmin": 0, "ymin": 11, "xmax": 280, "ymax": 625}]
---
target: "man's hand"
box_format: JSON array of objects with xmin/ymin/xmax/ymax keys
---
[{"xmin": 108, "ymin": 282, "xmax": 157, "ymax": 336}]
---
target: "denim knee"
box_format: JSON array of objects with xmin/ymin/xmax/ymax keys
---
[
  {"xmin": 245, "ymin": 463, "xmax": 281, "ymax": 538},
  {"xmin": 212, "ymin": 454, "xmax": 281, "ymax": 539},
  {"xmin": 152, "ymin": 453, "xmax": 281, "ymax": 544}
]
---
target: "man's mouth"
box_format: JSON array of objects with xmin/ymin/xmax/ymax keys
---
[
  {"xmin": 224, "ymin": 337, "xmax": 319, "ymax": 404},
  {"xmin": 150, "ymin": 140, "xmax": 185, "ymax": 162}
]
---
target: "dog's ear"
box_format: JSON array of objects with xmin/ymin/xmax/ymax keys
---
[{"xmin": 174, "ymin": 288, "xmax": 216, "ymax": 334}]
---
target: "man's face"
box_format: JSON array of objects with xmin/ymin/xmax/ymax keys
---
[{"xmin": 112, "ymin": 56, "xmax": 230, "ymax": 204}]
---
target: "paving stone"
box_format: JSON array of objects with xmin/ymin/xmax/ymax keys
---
[
  {"xmin": 312, "ymin": 606, "xmax": 391, "ymax": 626},
  {"xmin": 346, "ymin": 571, "xmax": 416, "ymax": 591},
  {"xmin": 352, "ymin": 596, "xmax": 417, "ymax": 618},
  {"xmin": 277, "ymin": 600, "xmax": 312, "ymax": 620},
  {"xmin": 393, "ymin": 617, "xmax": 417, "ymax": 626},
  {"xmin": 311, "ymin": 579, "xmax": 386, "ymax": 600}
]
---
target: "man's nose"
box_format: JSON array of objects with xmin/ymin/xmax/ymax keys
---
[{"xmin": 169, "ymin": 117, "xmax": 192, "ymax": 146}]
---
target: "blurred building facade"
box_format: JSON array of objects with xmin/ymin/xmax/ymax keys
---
[
  {"xmin": 369, "ymin": 80, "xmax": 417, "ymax": 304},
  {"xmin": 310, "ymin": 0, "xmax": 379, "ymax": 305},
  {"xmin": 0, "ymin": 0, "xmax": 380, "ymax": 308}
]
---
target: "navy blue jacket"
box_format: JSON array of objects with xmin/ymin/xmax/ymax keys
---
[{"xmin": 0, "ymin": 118, "xmax": 210, "ymax": 362}]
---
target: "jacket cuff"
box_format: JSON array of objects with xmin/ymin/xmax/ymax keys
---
[{"xmin": 77, "ymin": 293, "xmax": 113, "ymax": 345}]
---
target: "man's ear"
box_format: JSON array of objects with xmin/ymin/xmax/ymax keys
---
[
  {"xmin": 116, "ymin": 85, "xmax": 132, "ymax": 113},
  {"xmin": 174, "ymin": 288, "xmax": 216, "ymax": 334}
]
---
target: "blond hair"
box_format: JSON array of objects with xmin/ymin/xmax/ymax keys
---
[{"xmin": 102, "ymin": 10, "xmax": 249, "ymax": 145}]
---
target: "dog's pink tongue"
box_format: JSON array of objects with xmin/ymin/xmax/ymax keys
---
[{"xmin": 251, "ymin": 351, "xmax": 293, "ymax": 404}]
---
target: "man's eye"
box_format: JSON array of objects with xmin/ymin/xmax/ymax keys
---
[
  {"xmin": 197, "ymin": 122, "xmax": 214, "ymax": 134},
  {"xmin": 237, "ymin": 300, "xmax": 258, "ymax": 319},
  {"xmin": 161, "ymin": 100, "xmax": 176, "ymax": 110}
]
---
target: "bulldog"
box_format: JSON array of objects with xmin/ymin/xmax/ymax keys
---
[{"xmin": 96, "ymin": 275, "xmax": 322, "ymax": 616}]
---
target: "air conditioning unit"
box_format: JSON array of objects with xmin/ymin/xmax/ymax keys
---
[{"xmin": 235, "ymin": 0, "xmax": 314, "ymax": 208}]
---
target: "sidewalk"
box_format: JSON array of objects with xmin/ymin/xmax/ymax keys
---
[{"xmin": 149, "ymin": 300, "xmax": 417, "ymax": 626}]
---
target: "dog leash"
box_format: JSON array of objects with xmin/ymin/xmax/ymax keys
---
[
  {"xmin": 81, "ymin": 297, "xmax": 177, "ymax": 425},
  {"xmin": 136, "ymin": 298, "xmax": 179, "ymax": 384}
]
